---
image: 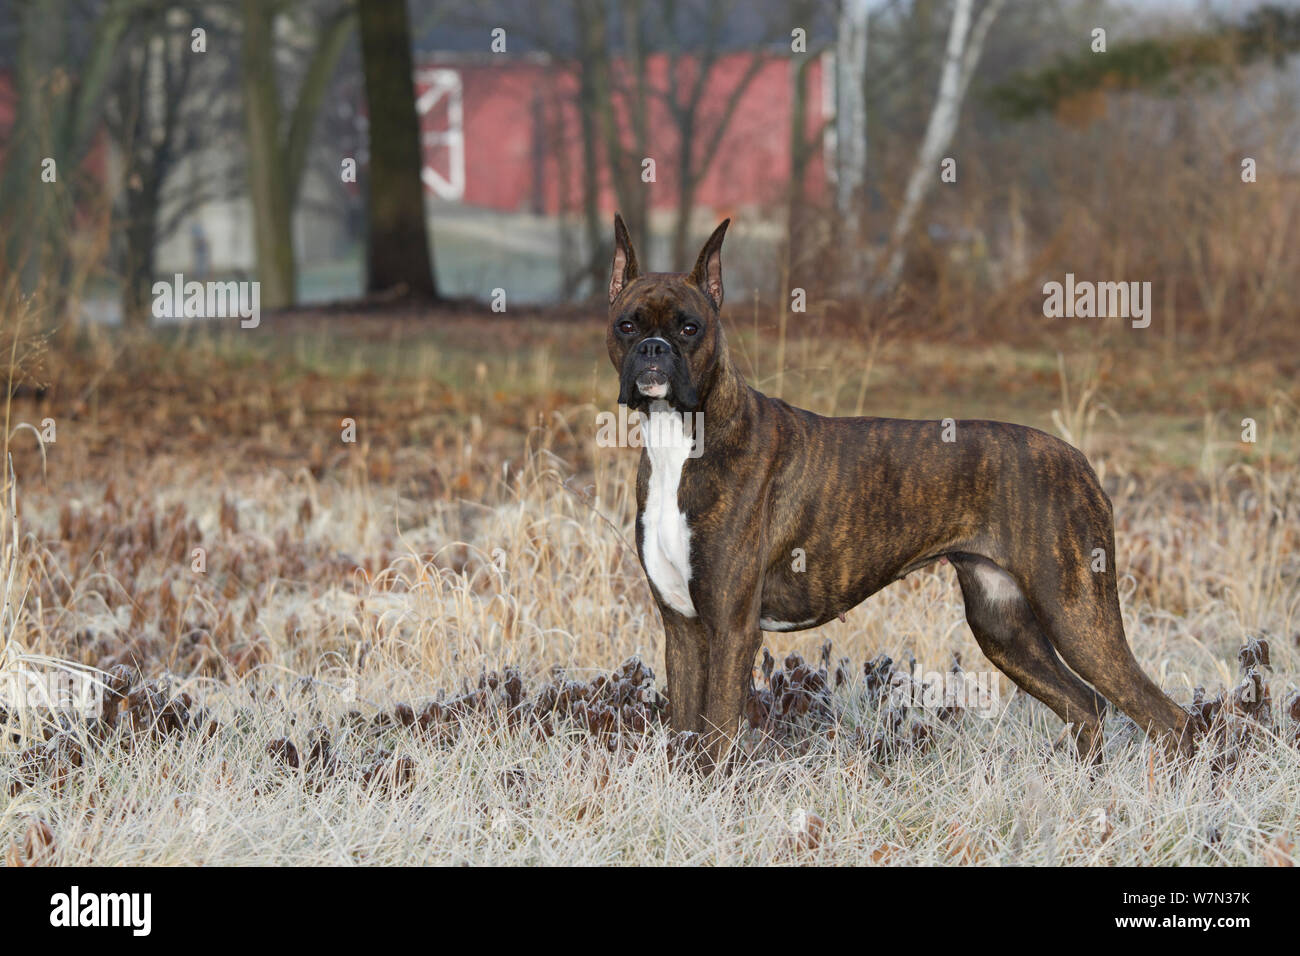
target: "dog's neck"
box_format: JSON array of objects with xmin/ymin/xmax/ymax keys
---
[
  {"xmin": 702, "ymin": 349, "xmax": 747, "ymax": 416},
  {"xmin": 692, "ymin": 328, "xmax": 753, "ymax": 444}
]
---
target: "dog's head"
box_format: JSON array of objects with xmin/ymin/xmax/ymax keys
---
[{"xmin": 606, "ymin": 214, "xmax": 730, "ymax": 413}]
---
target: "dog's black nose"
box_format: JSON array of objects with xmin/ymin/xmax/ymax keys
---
[{"xmin": 637, "ymin": 337, "xmax": 671, "ymax": 358}]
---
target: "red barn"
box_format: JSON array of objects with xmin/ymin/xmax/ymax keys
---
[{"xmin": 413, "ymin": 51, "xmax": 831, "ymax": 218}]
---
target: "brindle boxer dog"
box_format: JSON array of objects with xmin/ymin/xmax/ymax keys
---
[{"xmin": 606, "ymin": 213, "xmax": 1193, "ymax": 767}]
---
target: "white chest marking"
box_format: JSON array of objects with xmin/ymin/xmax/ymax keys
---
[
  {"xmin": 640, "ymin": 405, "xmax": 697, "ymax": 617},
  {"xmin": 972, "ymin": 562, "xmax": 1023, "ymax": 604}
]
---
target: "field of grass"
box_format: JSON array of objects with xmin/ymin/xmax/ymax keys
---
[{"xmin": 1, "ymin": 307, "xmax": 1298, "ymax": 865}]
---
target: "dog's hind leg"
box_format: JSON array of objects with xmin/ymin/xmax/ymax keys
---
[
  {"xmin": 952, "ymin": 556, "xmax": 1108, "ymax": 758},
  {"xmin": 1030, "ymin": 574, "xmax": 1192, "ymax": 757},
  {"xmin": 1019, "ymin": 526, "xmax": 1193, "ymax": 758}
]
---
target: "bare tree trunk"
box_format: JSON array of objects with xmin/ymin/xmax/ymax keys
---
[
  {"xmin": 575, "ymin": 0, "xmax": 609, "ymax": 298},
  {"xmin": 785, "ymin": 16, "xmax": 830, "ymax": 288},
  {"xmin": 358, "ymin": 0, "xmax": 438, "ymax": 299},
  {"xmin": 670, "ymin": 133, "xmax": 696, "ymax": 270},
  {"xmin": 3, "ymin": 0, "xmax": 131, "ymax": 310},
  {"xmin": 590, "ymin": 0, "xmax": 650, "ymax": 257},
  {"xmin": 787, "ymin": 52, "xmax": 810, "ymax": 211},
  {"xmin": 879, "ymin": 0, "xmax": 1004, "ymax": 292},
  {"xmin": 122, "ymin": 191, "xmax": 158, "ymax": 329},
  {"xmin": 239, "ymin": 1, "xmax": 355, "ymax": 309},
  {"xmin": 107, "ymin": 10, "xmax": 206, "ymax": 331},
  {"xmin": 241, "ymin": 0, "xmax": 296, "ymax": 309},
  {"xmin": 4, "ymin": 0, "xmax": 63, "ymax": 292},
  {"xmin": 663, "ymin": 1, "xmax": 773, "ymax": 270},
  {"xmin": 666, "ymin": 51, "xmax": 766, "ymax": 270}
]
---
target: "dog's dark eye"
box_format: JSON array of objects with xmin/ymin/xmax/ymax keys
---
[
  {"xmin": 617, "ymin": 320, "xmax": 636, "ymax": 335},
  {"xmin": 680, "ymin": 322, "xmax": 699, "ymax": 337}
]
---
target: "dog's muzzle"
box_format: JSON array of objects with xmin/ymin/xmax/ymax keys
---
[
  {"xmin": 618, "ymin": 336, "xmax": 702, "ymax": 410},
  {"xmin": 634, "ymin": 338, "xmax": 672, "ymax": 394},
  {"xmin": 635, "ymin": 368, "xmax": 669, "ymax": 398},
  {"xmin": 620, "ymin": 336, "xmax": 690, "ymax": 407}
]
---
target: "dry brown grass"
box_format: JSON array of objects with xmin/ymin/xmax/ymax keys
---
[{"xmin": 1, "ymin": 311, "xmax": 1297, "ymax": 866}]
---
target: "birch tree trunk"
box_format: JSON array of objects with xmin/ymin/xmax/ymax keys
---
[
  {"xmin": 835, "ymin": 0, "xmax": 869, "ymax": 276},
  {"xmin": 879, "ymin": 0, "xmax": 1004, "ymax": 293}
]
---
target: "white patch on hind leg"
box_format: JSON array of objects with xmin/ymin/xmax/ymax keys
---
[
  {"xmin": 759, "ymin": 617, "xmax": 820, "ymax": 632},
  {"xmin": 640, "ymin": 402, "xmax": 697, "ymax": 617},
  {"xmin": 972, "ymin": 562, "xmax": 1024, "ymax": 604}
]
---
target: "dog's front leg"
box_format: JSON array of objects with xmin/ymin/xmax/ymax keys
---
[
  {"xmin": 661, "ymin": 610, "xmax": 708, "ymax": 735},
  {"xmin": 700, "ymin": 583, "xmax": 763, "ymax": 769},
  {"xmin": 702, "ymin": 618, "xmax": 762, "ymax": 768}
]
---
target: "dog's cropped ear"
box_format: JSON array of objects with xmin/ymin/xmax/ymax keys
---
[
  {"xmin": 609, "ymin": 213, "xmax": 640, "ymax": 303},
  {"xmin": 689, "ymin": 218, "xmax": 730, "ymax": 311}
]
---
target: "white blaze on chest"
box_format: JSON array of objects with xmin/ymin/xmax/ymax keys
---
[{"xmin": 640, "ymin": 404, "xmax": 697, "ymax": 617}]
